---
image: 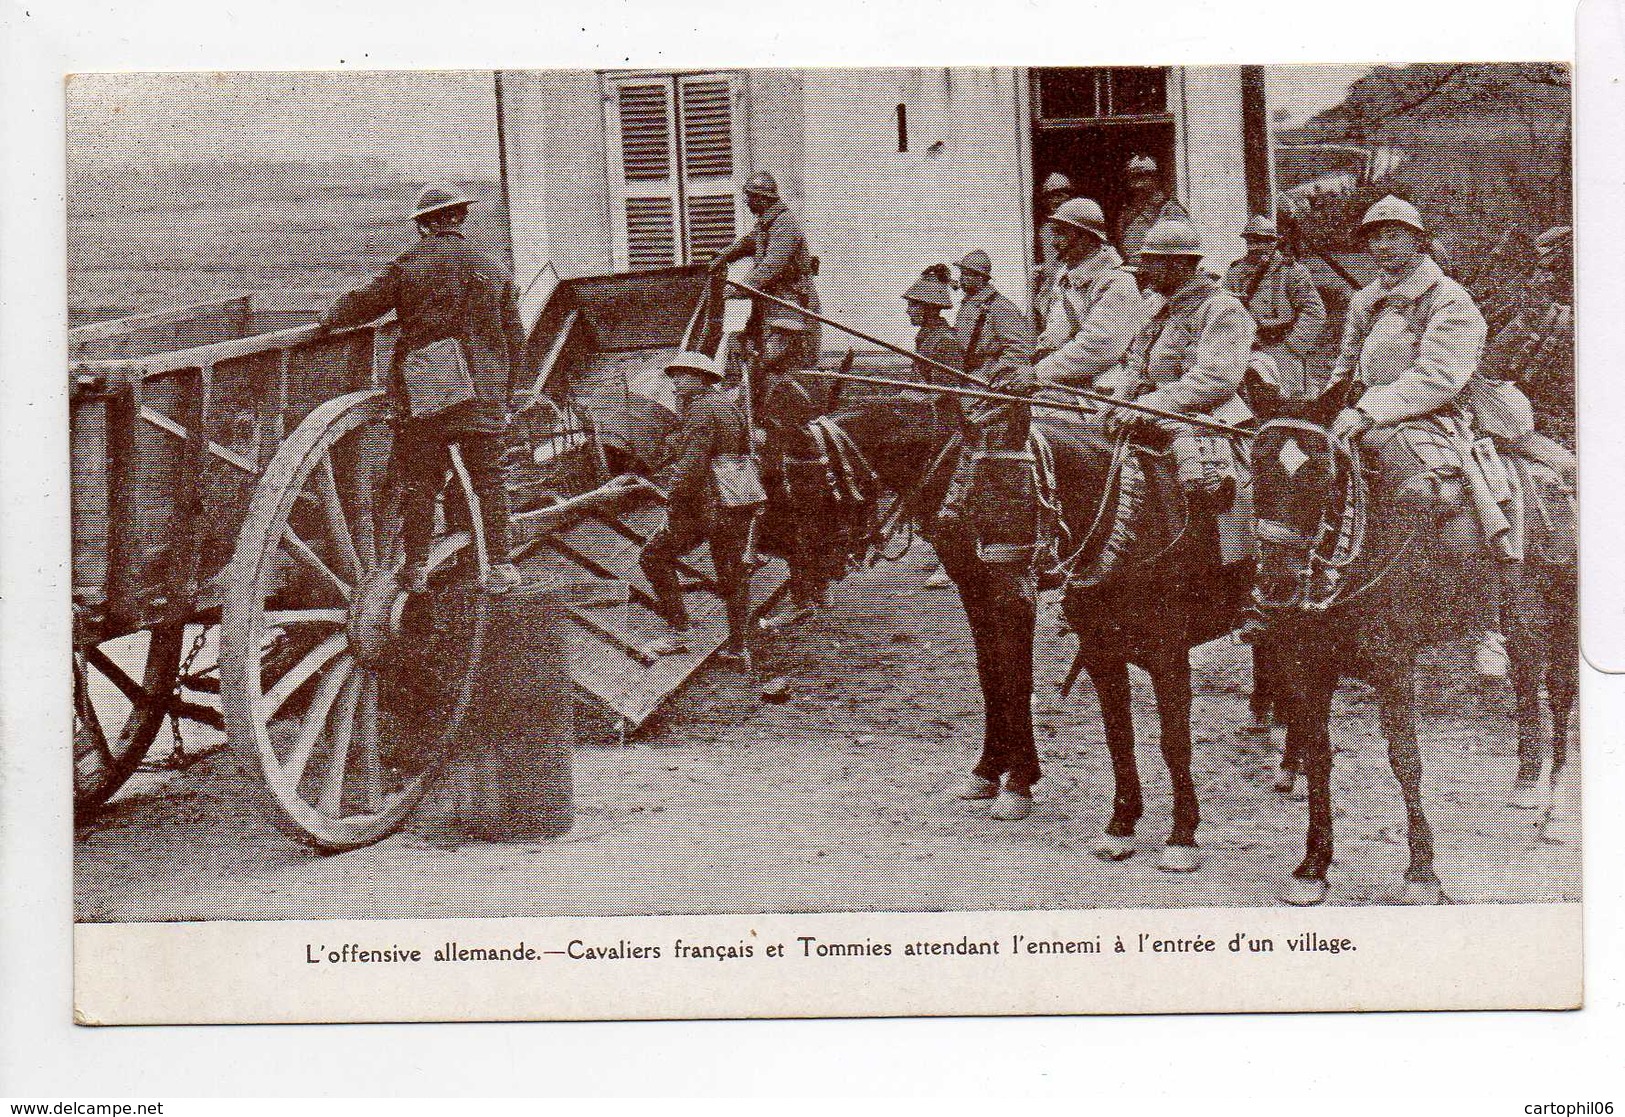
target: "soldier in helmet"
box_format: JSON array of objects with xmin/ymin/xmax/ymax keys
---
[
  {"xmin": 1481, "ymin": 225, "xmax": 1574, "ymax": 447},
  {"xmin": 1224, "ymin": 214, "xmax": 1327, "ymax": 397},
  {"xmin": 1326, "ymin": 195, "xmax": 1509, "ymax": 675},
  {"xmin": 1082, "ymin": 215, "xmax": 1256, "ymax": 587},
  {"xmin": 1032, "ymin": 196, "xmax": 1147, "ymax": 390},
  {"xmin": 937, "ymin": 248, "xmax": 1037, "ymax": 525},
  {"xmin": 317, "ymin": 184, "xmax": 526, "ymax": 595},
  {"xmin": 1116, "ymin": 154, "xmax": 1188, "ymax": 265},
  {"xmin": 639, "ymin": 352, "xmax": 757, "ymax": 665},
  {"xmin": 1031, "ymin": 171, "xmax": 1078, "ymax": 331},
  {"xmin": 710, "ymin": 171, "xmax": 822, "ymax": 426}
]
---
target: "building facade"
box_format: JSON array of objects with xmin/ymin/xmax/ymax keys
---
[{"xmin": 498, "ymin": 66, "xmax": 1272, "ymax": 354}]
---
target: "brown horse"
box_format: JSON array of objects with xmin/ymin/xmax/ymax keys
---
[
  {"xmin": 769, "ymin": 388, "xmax": 1253, "ymax": 871},
  {"xmin": 1245, "ymin": 382, "xmax": 1577, "ymax": 906}
]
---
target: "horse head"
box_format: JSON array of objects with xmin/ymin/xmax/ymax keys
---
[{"xmin": 1245, "ymin": 373, "xmax": 1363, "ymax": 615}]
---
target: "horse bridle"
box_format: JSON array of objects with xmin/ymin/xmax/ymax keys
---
[{"xmin": 1253, "ymin": 420, "xmax": 1368, "ymax": 614}]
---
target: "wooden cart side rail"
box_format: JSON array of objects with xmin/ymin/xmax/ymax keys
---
[
  {"xmin": 70, "ymin": 317, "xmax": 394, "ymax": 380},
  {"xmin": 68, "ymin": 294, "xmax": 254, "ymax": 347}
]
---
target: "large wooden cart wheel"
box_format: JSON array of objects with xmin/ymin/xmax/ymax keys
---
[
  {"xmin": 221, "ymin": 390, "xmax": 490, "ymax": 851},
  {"xmin": 73, "ymin": 619, "xmax": 186, "ymax": 812}
]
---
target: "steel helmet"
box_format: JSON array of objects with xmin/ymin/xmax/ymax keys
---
[
  {"xmin": 1049, "ymin": 197, "xmax": 1109, "ymax": 243},
  {"xmin": 1358, "ymin": 195, "xmax": 1426, "ymax": 237},
  {"xmin": 902, "ymin": 270, "xmax": 954, "ymax": 308},
  {"xmin": 665, "ymin": 351, "xmax": 723, "ymax": 381},
  {"xmin": 743, "ymin": 171, "xmax": 780, "ymax": 200},
  {"xmin": 1138, "ymin": 216, "xmax": 1204, "ymax": 258},
  {"xmin": 1535, "ymin": 225, "xmax": 1572, "ymax": 269},
  {"xmin": 411, "ymin": 184, "xmax": 478, "ymax": 222},
  {"xmin": 956, "ymin": 249, "xmax": 994, "ymax": 278},
  {"xmin": 1241, "ymin": 214, "xmax": 1279, "ymax": 241},
  {"xmin": 1125, "ymin": 154, "xmax": 1159, "ymax": 177},
  {"xmin": 1040, "ymin": 171, "xmax": 1075, "ymax": 197}
]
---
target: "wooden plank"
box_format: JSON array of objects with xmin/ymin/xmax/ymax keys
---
[{"xmin": 564, "ymin": 605, "xmax": 656, "ymax": 667}]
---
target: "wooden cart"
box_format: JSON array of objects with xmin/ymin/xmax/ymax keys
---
[{"xmin": 70, "ymin": 268, "xmax": 783, "ymax": 849}]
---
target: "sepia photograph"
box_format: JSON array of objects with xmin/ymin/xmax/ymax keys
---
[{"xmin": 62, "ymin": 60, "xmax": 1581, "ymax": 1020}]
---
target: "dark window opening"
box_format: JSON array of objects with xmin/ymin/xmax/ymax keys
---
[
  {"xmin": 1033, "ymin": 67, "xmax": 1169, "ymax": 125},
  {"xmin": 896, "ymin": 103, "xmax": 908, "ymax": 153}
]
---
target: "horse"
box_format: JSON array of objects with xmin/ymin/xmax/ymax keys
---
[
  {"xmin": 760, "ymin": 381, "xmax": 1254, "ymax": 872},
  {"xmin": 1244, "ymin": 380, "xmax": 1577, "ymax": 906}
]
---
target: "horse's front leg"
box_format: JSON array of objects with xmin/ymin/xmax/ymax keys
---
[
  {"xmin": 1373, "ymin": 655, "xmax": 1447, "ymax": 904},
  {"xmin": 951, "ymin": 563, "xmax": 1039, "ymax": 820},
  {"xmin": 1081, "ymin": 652, "xmax": 1140, "ymax": 860},
  {"xmin": 1502, "ymin": 572, "xmax": 1549, "ymax": 809},
  {"xmin": 1147, "ymin": 647, "xmax": 1201, "ymax": 871},
  {"xmin": 1282, "ymin": 658, "xmax": 1338, "ymax": 906}
]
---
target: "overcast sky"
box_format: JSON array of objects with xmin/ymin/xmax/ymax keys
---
[
  {"xmin": 67, "ymin": 71, "xmax": 503, "ymax": 176},
  {"xmin": 66, "ymin": 66, "xmax": 1368, "ymax": 175}
]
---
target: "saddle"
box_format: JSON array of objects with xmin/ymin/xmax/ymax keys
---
[{"xmin": 963, "ymin": 427, "xmax": 1062, "ymax": 566}]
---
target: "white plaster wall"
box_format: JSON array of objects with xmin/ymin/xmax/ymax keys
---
[
  {"xmin": 1175, "ymin": 67, "xmax": 1253, "ymax": 275},
  {"xmin": 796, "ymin": 67, "xmax": 1030, "ymax": 354}
]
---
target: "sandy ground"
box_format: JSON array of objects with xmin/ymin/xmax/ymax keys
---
[{"xmin": 74, "ymin": 542, "xmax": 1579, "ymax": 922}]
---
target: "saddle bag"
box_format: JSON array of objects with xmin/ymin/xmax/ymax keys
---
[
  {"xmin": 1170, "ymin": 433, "xmax": 1240, "ymax": 509},
  {"xmin": 710, "ymin": 453, "xmax": 768, "ymax": 509},
  {"xmin": 969, "ymin": 450, "xmax": 1041, "ymax": 565}
]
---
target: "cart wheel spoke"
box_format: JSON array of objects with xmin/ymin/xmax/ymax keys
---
[
  {"xmin": 278, "ymin": 654, "xmax": 353, "ymax": 792},
  {"xmin": 349, "ymin": 438, "xmax": 380, "ymax": 572},
  {"xmin": 280, "ymin": 525, "xmax": 352, "ymax": 601},
  {"xmin": 74, "ymin": 624, "xmax": 185, "ymax": 813},
  {"xmin": 260, "ymin": 631, "xmax": 349, "ymax": 721},
  {"xmin": 73, "ymin": 653, "xmax": 114, "ymax": 767},
  {"xmin": 357, "ymin": 670, "xmax": 382, "ymax": 812},
  {"xmin": 316, "ymin": 667, "xmax": 362, "ymax": 817},
  {"xmin": 314, "ymin": 452, "xmax": 362, "ymax": 581}
]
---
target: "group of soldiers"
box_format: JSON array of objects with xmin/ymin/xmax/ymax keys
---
[{"xmin": 318, "ymin": 161, "xmax": 1575, "ymax": 677}]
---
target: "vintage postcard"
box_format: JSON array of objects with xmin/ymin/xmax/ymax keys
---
[{"xmin": 67, "ymin": 63, "xmax": 1580, "ymax": 1025}]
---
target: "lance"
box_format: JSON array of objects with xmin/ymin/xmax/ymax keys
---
[
  {"xmin": 728, "ymin": 278, "xmax": 1247, "ymax": 436},
  {"xmin": 801, "ymin": 369, "xmax": 1254, "ymax": 439},
  {"xmin": 726, "ymin": 279, "xmax": 991, "ymax": 389}
]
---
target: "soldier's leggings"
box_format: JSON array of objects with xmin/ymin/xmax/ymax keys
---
[
  {"xmin": 396, "ymin": 416, "xmax": 511, "ymax": 571},
  {"xmin": 639, "ymin": 507, "xmax": 754, "ymax": 652}
]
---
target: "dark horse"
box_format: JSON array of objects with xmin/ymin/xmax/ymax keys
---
[
  {"xmin": 1245, "ymin": 382, "xmax": 1577, "ymax": 906},
  {"xmin": 762, "ymin": 386, "xmax": 1253, "ymax": 872}
]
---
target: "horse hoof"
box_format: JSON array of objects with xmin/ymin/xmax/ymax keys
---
[
  {"xmin": 953, "ymin": 776, "xmax": 999, "ymax": 801},
  {"xmin": 1399, "ymin": 878, "xmax": 1447, "ymax": 905},
  {"xmin": 1507, "ymin": 778, "xmax": 1545, "ymax": 810},
  {"xmin": 1280, "ymin": 877, "xmax": 1330, "ymax": 906},
  {"xmin": 1092, "ymin": 834, "xmax": 1136, "ymax": 861},
  {"xmin": 989, "ymin": 789, "xmax": 1033, "ymax": 821},
  {"xmin": 1272, "ymin": 767, "xmax": 1298, "ymax": 794},
  {"xmin": 1157, "ymin": 845, "xmax": 1202, "ymax": 873}
]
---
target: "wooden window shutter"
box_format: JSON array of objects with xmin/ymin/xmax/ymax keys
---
[
  {"xmin": 607, "ymin": 77, "xmax": 680, "ymax": 270},
  {"xmin": 678, "ymin": 73, "xmax": 741, "ymax": 264}
]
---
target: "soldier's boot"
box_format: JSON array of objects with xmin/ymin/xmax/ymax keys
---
[
  {"xmin": 1075, "ymin": 455, "xmax": 1147, "ymax": 589},
  {"xmin": 936, "ymin": 450, "xmax": 978, "ymax": 528}
]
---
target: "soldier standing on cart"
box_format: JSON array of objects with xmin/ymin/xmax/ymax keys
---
[
  {"xmin": 317, "ymin": 184, "xmax": 525, "ymax": 596},
  {"xmin": 709, "ymin": 171, "xmax": 822, "ymax": 428},
  {"xmin": 639, "ymin": 352, "xmax": 757, "ymax": 666}
]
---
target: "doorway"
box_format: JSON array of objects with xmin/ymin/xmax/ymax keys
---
[{"xmin": 1028, "ymin": 68, "xmax": 1177, "ymax": 259}]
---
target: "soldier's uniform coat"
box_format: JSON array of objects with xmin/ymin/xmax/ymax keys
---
[
  {"xmin": 716, "ymin": 200, "xmax": 821, "ymax": 340},
  {"xmin": 1224, "ymin": 250, "xmax": 1327, "ymax": 396},
  {"xmin": 320, "ymin": 228, "xmax": 526, "ymax": 434},
  {"xmin": 1033, "ymin": 245, "xmax": 1147, "ymax": 389},
  {"xmin": 1115, "ymin": 272, "xmax": 1255, "ymax": 428},
  {"xmin": 1339, "ymin": 256, "xmax": 1486, "ymax": 430}
]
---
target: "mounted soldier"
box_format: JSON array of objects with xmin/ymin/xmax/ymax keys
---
[
  {"xmin": 1324, "ymin": 195, "xmax": 1514, "ymax": 675},
  {"xmin": 1032, "ymin": 196, "xmax": 1147, "ymax": 391},
  {"xmin": 1080, "ymin": 215, "xmax": 1255, "ymax": 588},
  {"xmin": 710, "ymin": 171, "xmax": 822, "ymax": 429},
  {"xmin": 1482, "ymin": 225, "xmax": 1574, "ymax": 451},
  {"xmin": 1031, "ymin": 171, "xmax": 1078, "ymax": 332},
  {"xmin": 317, "ymin": 183, "xmax": 525, "ymax": 596},
  {"xmin": 936, "ymin": 248, "xmax": 1038, "ymax": 527},
  {"xmin": 1224, "ymin": 214, "xmax": 1326, "ymax": 397}
]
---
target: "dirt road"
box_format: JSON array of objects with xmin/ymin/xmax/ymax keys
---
[{"xmin": 74, "ymin": 544, "xmax": 1579, "ymax": 922}]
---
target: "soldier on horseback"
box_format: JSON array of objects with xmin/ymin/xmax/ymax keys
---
[
  {"xmin": 1224, "ymin": 214, "xmax": 1327, "ymax": 398},
  {"xmin": 1031, "ymin": 197, "xmax": 1147, "ymax": 391},
  {"xmin": 936, "ymin": 249, "xmax": 1038, "ymax": 528},
  {"xmin": 1324, "ymin": 195, "xmax": 1511, "ymax": 673},
  {"xmin": 1078, "ymin": 215, "xmax": 1256, "ymax": 588}
]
